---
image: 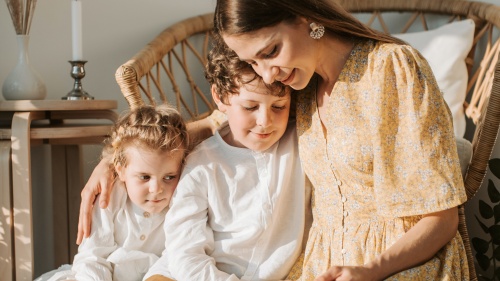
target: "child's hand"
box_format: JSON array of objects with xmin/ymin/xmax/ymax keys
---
[
  {"xmin": 76, "ymin": 158, "xmax": 114, "ymax": 244},
  {"xmin": 144, "ymin": 275, "xmax": 176, "ymax": 281}
]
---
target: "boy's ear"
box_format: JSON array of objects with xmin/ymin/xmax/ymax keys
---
[{"xmin": 211, "ymin": 84, "xmax": 227, "ymax": 113}]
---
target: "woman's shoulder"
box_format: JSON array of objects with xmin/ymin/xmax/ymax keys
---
[{"xmin": 368, "ymin": 40, "xmax": 425, "ymax": 64}]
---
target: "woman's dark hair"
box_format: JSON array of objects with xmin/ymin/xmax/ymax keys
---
[{"xmin": 214, "ymin": 0, "xmax": 404, "ymax": 44}]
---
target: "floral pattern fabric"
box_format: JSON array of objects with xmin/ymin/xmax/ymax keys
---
[{"xmin": 288, "ymin": 40, "xmax": 469, "ymax": 280}]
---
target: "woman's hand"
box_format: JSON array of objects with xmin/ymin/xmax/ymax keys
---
[
  {"xmin": 315, "ymin": 265, "xmax": 376, "ymax": 281},
  {"xmin": 316, "ymin": 207, "xmax": 459, "ymax": 281},
  {"xmin": 76, "ymin": 158, "xmax": 114, "ymax": 244}
]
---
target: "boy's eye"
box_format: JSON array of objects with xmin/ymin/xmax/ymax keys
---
[
  {"xmin": 244, "ymin": 106, "xmax": 258, "ymax": 111},
  {"xmin": 139, "ymin": 175, "xmax": 150, "ymax": 180}
]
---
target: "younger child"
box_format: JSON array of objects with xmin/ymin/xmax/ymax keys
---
[
  {"xmin": 144, "ymin": 40, "xmax": 311, "ymax": 281},
  {"xmin": 37, "ymin": 104, "xmax": 190, "ymax": 281}
]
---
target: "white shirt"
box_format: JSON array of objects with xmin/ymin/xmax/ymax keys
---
[
  {"xmin": 145, "ymin": 122, "xmax": 310, "ymax": 281},
  {"xmin": 45, "ymin": 182, "xmax": 168, "ymax": 281}
]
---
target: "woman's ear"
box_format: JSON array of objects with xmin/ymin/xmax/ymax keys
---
[{"xmin": 211, "ymin": 84, "xmax": 227, "ymax": 113}]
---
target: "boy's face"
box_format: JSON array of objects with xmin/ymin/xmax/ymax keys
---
[
  {"xmin": 213, "ymin": 78, "xmax": 291, "ymax": 152},
  {"xmin": 116, "ymin": 146, "xmax": 184, "ymax": 213}
]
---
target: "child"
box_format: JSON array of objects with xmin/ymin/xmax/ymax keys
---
[
  {"xmin": 144, "ymin": 40, "xmax": 311, "ymax": 281},
  {"xmin": 36, "ymin": 104, "xmax": 190, "ymax": 281}
]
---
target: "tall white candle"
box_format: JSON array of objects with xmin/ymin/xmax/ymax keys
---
[{"xmin": 71, "ymin": 0, "xmax": 83, "ymax": 60}]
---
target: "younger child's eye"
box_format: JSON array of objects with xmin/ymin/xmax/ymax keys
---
[
  {"xmin": 273, "ymin": 105, "xmax": 286, "ymax": 110},
  {"xmin": 163, "ymin": 175, "xmax": 177, "ymax": 181},
  {"xmin": 139, "ymin": 175, "xmax": 151, "ymax": 180}
]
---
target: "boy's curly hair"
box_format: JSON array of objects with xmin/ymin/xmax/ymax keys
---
[
  {"xmin": 102, "ymin": 104, "xmax": 190, "ymax": 171},
  {"xmin": 205, "ymin": 32, "xmax": 289, "ymax": 104}
]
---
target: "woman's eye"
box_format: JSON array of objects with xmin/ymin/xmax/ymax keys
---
[
  {"xmin": 273, "ymin": 105, "xmax": 286, "ymax": 110},
  {"xmin": 264, "ymin": 46, "xmax": 277, "ymax": 58},
  {"xmin": 139, "ymin": 175, "xmax": 150, "ymax": 180}
]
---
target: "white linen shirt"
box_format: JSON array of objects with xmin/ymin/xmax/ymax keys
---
[
  {"xmin": 52, "ymin": 181, "xmax": 168, "ymax": 281},
  {"xmin": 145, "ymin": 122, "xmax": 310, "ymax": 281}
]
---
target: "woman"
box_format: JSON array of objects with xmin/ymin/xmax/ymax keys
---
[
  {"xmin": 213, "ymin": 0, "xmax": 468, "ymax": 280},
  {"xmin": 78, "ymin": 0, "xmax": 468, "ymax": 280}
]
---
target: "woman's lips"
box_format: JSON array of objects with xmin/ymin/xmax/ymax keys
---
[{"xmin": 281, "ymin": 69, "xmax": 295, "ymax": 85}]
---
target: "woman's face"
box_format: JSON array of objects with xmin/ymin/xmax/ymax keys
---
[{"xmin": 222, "ymin": 18, "xmax": 318, "ymax": 90}]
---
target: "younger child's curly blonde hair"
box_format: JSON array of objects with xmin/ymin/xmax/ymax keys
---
[{"xmin": 103, "ymin": 104, "xmax": 190, "ymax": 172}]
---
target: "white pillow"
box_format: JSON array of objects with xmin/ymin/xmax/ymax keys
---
[{"xmin": 393, "ymin": 19, "xmax": 475, "ymax": 137}]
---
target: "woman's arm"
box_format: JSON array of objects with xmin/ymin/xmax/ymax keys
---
[{"xmin": 316, "ymin": 207, "xmax": 459, "ymax": 281}]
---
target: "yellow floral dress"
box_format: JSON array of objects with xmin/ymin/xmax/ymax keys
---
[{"xmin": 288, "ymin": 40, "xmax": 469, "ymax": 280}]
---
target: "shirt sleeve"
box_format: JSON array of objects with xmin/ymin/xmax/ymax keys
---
[
  {"xmin": 162, "ymin": 167, "xmax": 241, "ymax": 281},
  {"xmin": 368, "ymin": 44, "xmax": 467, "ymax": 217},
  {"xmin": 71, "ymin": 186, "xmax": 123, "ymax": 280}
]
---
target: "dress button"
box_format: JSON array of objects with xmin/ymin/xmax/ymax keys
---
[
  {"xmin": 341, "ymin": 196, "xmax": 347, "ymax": 203},
  {"xmin": 143, "ymin": 211, "xmax": 150, "ymax": 218},
  {"xmin": 140, "ymin": 234, "xmax": 146, "ymax": 241},
  {"xmin": 344, "ymin": 227, "xmax": 348, "ymax": 233},
  {"xmin": 343, "ymin": 211, "xmax": 348, "ymax": 217},
  {"xmin": 341, "ymin": 249, "xmax": 347, "ymax": 254},
  {"xmin": 337, "ymin": 180, "xmax": 342, "ymax": 186}
]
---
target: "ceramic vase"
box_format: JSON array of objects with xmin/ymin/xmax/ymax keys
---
[{"xmin": 2, "ymin": 35, "xmax": 47, "ymax": 100}]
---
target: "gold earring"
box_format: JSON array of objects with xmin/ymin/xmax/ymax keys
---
[{"xmin": 310, "ymin": 22, "xmax": 325, "ymax": 39}]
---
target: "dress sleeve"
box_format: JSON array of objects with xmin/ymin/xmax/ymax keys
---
[
  {"xmin": 368, "ymin": 44, "xmax": 467, "ymax": 217},
  {"xmin": 163, "ymin": 167, "xmax": 240, "ymax": 281},
  {"xmin": 72, "ymin": 184, "xmax": 123, "ymax": 280}
]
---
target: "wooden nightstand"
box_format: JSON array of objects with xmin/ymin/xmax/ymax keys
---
[{"xmin": 0, "ymin": 100, "xmax": 118, "ymax": 281}]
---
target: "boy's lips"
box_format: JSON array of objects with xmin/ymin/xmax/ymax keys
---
[{"xmin": 253, "ymin": 132, "xmax": 272, "ymax": 139}]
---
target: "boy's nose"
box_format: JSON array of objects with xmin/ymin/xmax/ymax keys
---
[{"xmin": 256, "ymin": 109, "xmax": 272, "ymax": 128}]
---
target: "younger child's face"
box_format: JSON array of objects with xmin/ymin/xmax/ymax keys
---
[
  {"xmin": 116, "ymin": 146, "xmax": 184, "ymax": 213},
  {"xmin": 214, "ymin": 77, "xmax": 291, "ymax": 152}
]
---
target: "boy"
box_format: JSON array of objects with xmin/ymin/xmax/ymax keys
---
[{"xmin": 144, "ymin": 42, "xmax": 311, "ymax": 281}]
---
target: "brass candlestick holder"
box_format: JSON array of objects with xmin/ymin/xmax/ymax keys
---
[{"xmin": 62, "ymin": 60, "xmax": 94, "ymax": 100}]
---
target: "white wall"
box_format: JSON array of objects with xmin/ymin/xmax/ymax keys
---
[{"xmin": 1, "ymin": 0, "xmax": 215, "ymax": 277}]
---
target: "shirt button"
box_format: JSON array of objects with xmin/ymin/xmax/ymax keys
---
[
  {"xmin": 344, "ymin": 227, "xmax": 348, "ymax": 233},
  {"xmin": 341, "ymin": 249, "xmax": 347, "ymax": 254},
  {"xmin": 341, "ymin": 196, "xmax": 347, "ymax": 203},
  {"xmin": 337, "ymin": 180, "xmax": 342, "ymax": 186},
  {"xmin": 143, "ymin": 212, "xmax": 150, "ymax": 218},
  {"xmin": 140, "ymin": 235, "xmax": 146, "ymax": 241},
  {"xmin": 343, "ymin": 211, "xmax": 349, "ymax": 217}
]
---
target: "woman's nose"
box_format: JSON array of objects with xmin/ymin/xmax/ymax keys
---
[{"xmin": 254, "ymin": 64, "xmax": 278, "ymax": 84}]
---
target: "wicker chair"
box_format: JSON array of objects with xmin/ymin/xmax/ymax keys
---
[{"xmin": 115, "ymin": 0, "xmax": 500, "ymax": 279}]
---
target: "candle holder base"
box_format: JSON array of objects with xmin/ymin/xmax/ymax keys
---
[{"xmin": 62, "ymin": 60, "xmax": 94, "ymax": 100}]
